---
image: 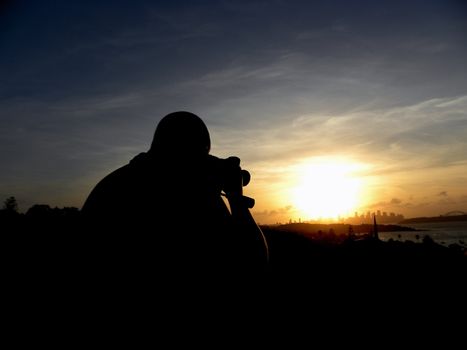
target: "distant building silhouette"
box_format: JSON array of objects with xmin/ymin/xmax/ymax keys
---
[{"xmin": 344, "ymin": 210, "xmax": 404, "ymax": 224}]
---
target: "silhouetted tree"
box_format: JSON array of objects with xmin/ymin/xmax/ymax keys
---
[
  {"xmin": 3, "ymin": 196, "xmax": 18, "ymax": 213},
  {"xmin": 25, "ymin": 204, "xmax": 52, "ymax": 218},
  {"xmin": 422, "ymin": 235, "xmax": 435, "ymax": 245},
  {"xmin": 0, "ymin": 196, "xmax": 21, "ymax": 230}
]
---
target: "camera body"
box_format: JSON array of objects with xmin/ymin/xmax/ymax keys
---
[{"xmin": 207, "ymin": 155, "xmax": 251, "ymax": 196}]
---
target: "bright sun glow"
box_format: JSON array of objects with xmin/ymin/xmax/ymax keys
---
[{"xmin": 291, "ymin": 159, "xmax": 365, "ymax": 220}]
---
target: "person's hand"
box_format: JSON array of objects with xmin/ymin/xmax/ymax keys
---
[{"xmin": 223, "ymin": 157, "xmax": 243, "ymax": 197}]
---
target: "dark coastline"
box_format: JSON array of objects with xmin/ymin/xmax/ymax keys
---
[
  {"xmin": 262, "ymin": 222, "xmax": 420, "ymax": 236},
  {"xmin": 399, "ymin": 214, "xmax": 467, "ymax": 224}
]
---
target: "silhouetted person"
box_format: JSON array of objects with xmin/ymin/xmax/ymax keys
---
[{"xmin": 81, "ymin": 111, "xmax": 268, "ymax": 287}]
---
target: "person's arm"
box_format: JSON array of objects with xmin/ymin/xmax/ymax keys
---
[
  {"xmin": 223, "ymin": 160, "xmax": 269, "ymax": 267},
  {"xmin": 226, "ymin": 193, "xmax": 269, "ymax": 262}
]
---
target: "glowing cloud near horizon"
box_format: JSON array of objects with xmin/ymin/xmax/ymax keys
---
[{"xmin": 291, "ymin": 158, "xmax": 365, "ymax": 220}]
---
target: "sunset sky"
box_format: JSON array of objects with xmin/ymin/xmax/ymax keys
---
[{"xmin": 1, "ymin": 0, "xmax": 467, "ymax": 223}]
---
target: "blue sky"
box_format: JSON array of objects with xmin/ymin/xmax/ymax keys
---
[{"xmin": 1, "ymin": 0, "xmax": 467, "ymax": 222}]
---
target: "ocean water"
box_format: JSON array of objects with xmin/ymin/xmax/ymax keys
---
[{"xmin": 378, "ymin": 221, "xmax": 467, "ymax": 248}]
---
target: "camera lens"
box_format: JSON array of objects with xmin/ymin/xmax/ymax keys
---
[{"xmin": 241, "ymin": 170, "xmax": 250, "ymax": 187}]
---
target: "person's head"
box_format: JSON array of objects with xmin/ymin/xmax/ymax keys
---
[{"xmin": 149, "ymin": 111, "xmax": 211, "ymax": 157}]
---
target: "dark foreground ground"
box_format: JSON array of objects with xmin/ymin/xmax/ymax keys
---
[
  {"xmin": 262, "ymin": 224, "xmax": 467, "ymax": 291},
  {"xmin": 6, "ymin": 221, "xmax": 466, "ymax": 292},
  {"xmin": 261, "ymin": 224, "xmax": 467, "ymax": 330},
  {"xmin": 3, "ymin": 214, "xmax": 467, "ymax": 336}
]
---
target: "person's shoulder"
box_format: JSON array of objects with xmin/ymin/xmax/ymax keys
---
[
  {"xmin": 95, "ymin": 163, "xmax": 132, "ymax": 189},
  {"xmin": 81, "ymin": 157, "xmax": 141, "ymax": 212},
  {"xmin": 99, "ymin": 152, "xmax": 153, "ymax": 183}
]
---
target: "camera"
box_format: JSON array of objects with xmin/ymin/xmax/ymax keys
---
[
  {"xmin": 207, "ymin": 155, "xmax": 250, "ymax": 187},
  {"xmin": 206, "ymin": 155, "xmax": 254, "ymax": 208}
]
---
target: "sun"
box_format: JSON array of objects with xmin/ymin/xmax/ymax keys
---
[{"xmin": 291, "ymin": 159, "xmax": 364, "ymax": 220}]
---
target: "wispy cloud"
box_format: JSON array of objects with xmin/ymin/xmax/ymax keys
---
[{"xmin": 1, "ymin": 0, "xmax": 466, "ymax": 219}]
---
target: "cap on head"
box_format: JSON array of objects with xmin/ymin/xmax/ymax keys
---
[{"xmin": 150, "ymin": 111, "xmax": 211, "ymax": 156}]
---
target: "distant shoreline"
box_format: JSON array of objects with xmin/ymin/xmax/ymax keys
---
[
  {"xmin": 399, "ymin": 214, "xmax": 467, "ymax": 224},
  {"xmin": 260, "ymin": 222, "xmax": 419, "ymax": 235}
]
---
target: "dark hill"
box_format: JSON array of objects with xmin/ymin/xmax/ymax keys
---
[{"xmin": 399, "ymin": 214, "xmax": 467, "ymax": 223}]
